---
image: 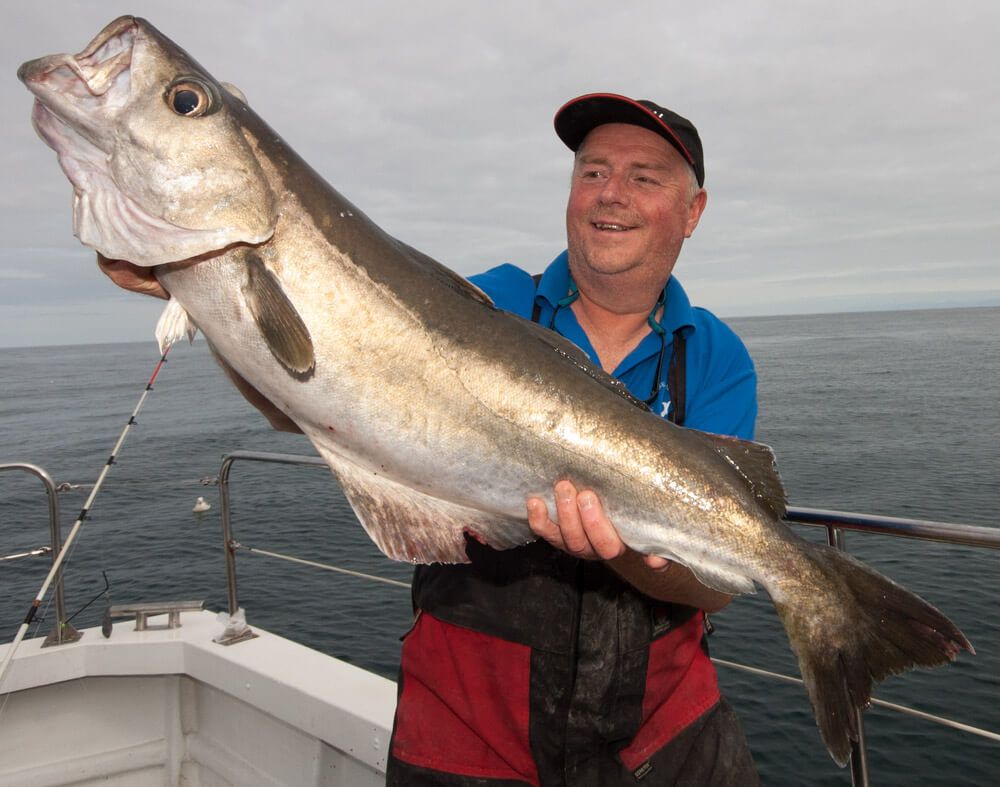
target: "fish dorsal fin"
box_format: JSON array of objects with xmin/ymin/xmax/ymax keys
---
[
  {"xmin": 687, "ymin": 430, "xmax": 787, "ymax": 520},
  {"xmin": 397, "ymin": 241, "xmax": 496, "ymax": 308},
  {"xmin": 316, "ymin": 448, "xmax": 534, "ymax": 564},
  {"xmin": 514, "ymin": 315, "xmax": 650, "ymax": 411},
  {"xmin": 388, "ymin": 242, "xmax": 645, "ymax": 410},
  {"xmin": 242, "ymin": 252, "xmax": 315, "ymax": 376},
  {"xmin": 447, "ymin": 267, "xmax": 495, "ymax": 307}
]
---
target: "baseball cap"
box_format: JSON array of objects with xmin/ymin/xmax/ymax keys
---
[{"xmin": 554, "ymin": 93, "xmax": 705, "ymax": 186}]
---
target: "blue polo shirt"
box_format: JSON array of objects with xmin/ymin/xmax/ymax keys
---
[{"xmin": 470, "ymin": 251, "xmax": 757, "ymax": 440}]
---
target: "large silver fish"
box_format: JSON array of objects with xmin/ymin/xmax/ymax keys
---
[{"xmin": 19, "ymin": 16, "xmax": 972, "ymax": 765}]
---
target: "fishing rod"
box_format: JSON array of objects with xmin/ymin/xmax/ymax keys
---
[{"xmin": 0, "ymin": 347, "xmax": 171, "ymax": 692}]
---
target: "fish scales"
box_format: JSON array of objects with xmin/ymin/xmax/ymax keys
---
[{"xmin": 19, "ymin": 15, "xmax": 973, "ymax": 767}]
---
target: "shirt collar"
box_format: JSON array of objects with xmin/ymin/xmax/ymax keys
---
[
  {"xmin": 535, "ymin": 250, "xmax": 575, "ymax": 310},
  {"xmin": 536, "ymin": 250, "xmax": 697, "ymax": 336}
]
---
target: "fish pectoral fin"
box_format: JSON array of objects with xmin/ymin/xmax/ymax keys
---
[
  {"xmin": 687, "ymin": 430, "xmax": 787, "ymax": 520},
  {"xmin": 325, "ymin": 454, "xmax": 534, "ymax": 564},
  {"xmin": 154, "ymin": 297, "xmax": 198, "ymax": 353},
  {"xmin": 243, "ymin": 252, "xmax": 315, "ymax": 376}
]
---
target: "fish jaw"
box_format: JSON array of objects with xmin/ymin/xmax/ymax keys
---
[
  {"xmin": 18, "ymin": 16, "xmax": 136, "ymax": 148},
  {"xmin": 18, "ymin": 16, "xmax": 277, "ymax": 266}
]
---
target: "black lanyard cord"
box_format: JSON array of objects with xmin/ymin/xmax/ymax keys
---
[{"xmin": 529, "ymin": 273, "xmax": 686, "ymax": 425}]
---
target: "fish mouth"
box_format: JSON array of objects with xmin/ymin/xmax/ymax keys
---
[
  {"xmin": 17, "ymin": 19, "xmax": 141, "ymax": 216},
  {"xmin": 18, "ymin": 15, "xmax": 138, "ymax": 145},
  {"xmin": 16, "ymin": 16, "xmax": 219, "ymax": 265},
  {"xmin": 19, "ymin": 15, "xmax": 277, "ymax": 265}
]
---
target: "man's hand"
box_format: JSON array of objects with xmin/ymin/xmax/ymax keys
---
[
  {"xmin": 526, "ymin": 480, "xmax": 669, "ymax": 569},
  {"xmin": 526, "ymin": 481, "xmax": 731, "ymax": 610},
  {"xmin": 97, "ymin": 254, "xmax": 169, "ymax": 299}
]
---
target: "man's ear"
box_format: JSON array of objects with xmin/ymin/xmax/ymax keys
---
[{"xmin": 684, "ymin": 189, "xmax": 708, "ymax": 239}]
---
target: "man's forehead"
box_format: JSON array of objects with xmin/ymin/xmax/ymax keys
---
[{"xmin": 576, "ymin": 123, "xmax": 688, "ymax": 168}]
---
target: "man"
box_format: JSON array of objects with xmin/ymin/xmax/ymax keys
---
[
  {"xmin": 384, "ymin": 94, "xmax": 759, "ymax": 786},
  {"xmin": 99, "ymin": 92, "xmax": 759, "ymax": 785}
]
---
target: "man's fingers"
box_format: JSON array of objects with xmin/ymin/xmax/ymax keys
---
[
  {"xmin": 97, "ymin": 254, "xmax": 169, "ymax": 299},
  {"xmin": 554, "ymin": 481, "xmax": 592, "ymax": 557},
  {"xmin": 577, "ymin": 490, "xmax": 627, "ymax": 560},
  {"xmin": 643, "ymin": 555, "xmax": 671, "ymax": 571},
  {"xmin": 527, "ymin": 497, "xmax": 566, "ymax": 551},
  {"xmin": 528, "ymin": 483, "xmax": 628, "ymax": 561}
]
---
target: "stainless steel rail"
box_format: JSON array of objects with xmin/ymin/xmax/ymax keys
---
[
  {"xmin": 6, "ymin": 450, "xmax": 993, "ymax": 780},
  {"xmin": 0, "ymin": 463, "xmax": 81, "ymax": 646},
  {"xmin": 783, "ymin": 506, "xmax": 998, "ymax": 785},
  {"xmin": 218, "ymin": 450, "xmax": 328, "ymax": 617},
  {"xmin": 214, "ymin": 450, "xmax": 997, "ymax": 786},
  {"xmin": 787, "ymin": 505, "xmax": 1000, "ymax": 550}
]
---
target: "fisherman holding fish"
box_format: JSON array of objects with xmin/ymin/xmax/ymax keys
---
[
  {"xmin": 382, "ymin": 96, "xmax": 761, "ymax": 786},
  {"xmin": 96, "ymin": 90, "xmax": 761, "ymax": 784},
  {"xmin": 23, "ymin": 18, "xmax": 973, "ymax": 782}
]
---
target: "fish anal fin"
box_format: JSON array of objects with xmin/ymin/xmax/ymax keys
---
[
  {"xmin": 687, "ymin": 430, "xmax": 787, "ymax": 520},
  {"xmin": 321, "ymin": 451, "xmax": 534, "ymax": 564},
  {"xmin": 242, "ymin": 252, "xmax": 315, "ymax": 376},
  {"xmin": 685, "ymin": 560, "xmax": 757, "ymax": 596}
]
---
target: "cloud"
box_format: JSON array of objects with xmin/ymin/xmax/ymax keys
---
[{"xmin": 2, "ymin": 0, "xmax": 998, "ymax": 346}]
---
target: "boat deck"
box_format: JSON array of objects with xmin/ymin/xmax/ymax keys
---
[{"xmin": 0, "ymin": 609, "xmax": 396, "ymax": 786}]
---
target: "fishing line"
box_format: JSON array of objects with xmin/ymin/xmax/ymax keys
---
[
  {"xmin": 0, "ymin": 347, "xmax": 171, "ymax": 693},
  {"xmin": 64, "ymin": 570, "xmax": 111, "ymax": 625}
]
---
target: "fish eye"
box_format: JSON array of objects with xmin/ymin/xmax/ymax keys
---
[{"xmin": 165, "ymin": 78, "xmax": 218, "ymax": 117}]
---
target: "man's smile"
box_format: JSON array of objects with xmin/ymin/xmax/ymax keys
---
[{"xmin": 592, "ymin": 221, "xmax": 636, "ymax": 232}]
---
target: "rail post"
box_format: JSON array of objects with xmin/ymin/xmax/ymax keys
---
[{"xmin": 0, "ymin": 463, "xmax": 81, "ymax": 646}]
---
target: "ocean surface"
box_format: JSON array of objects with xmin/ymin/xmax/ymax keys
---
[{"xmin": 1, "ymin": 305, "xmax": 997, "ymax": 785}]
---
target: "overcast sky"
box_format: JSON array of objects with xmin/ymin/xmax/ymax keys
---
[{"xmin": 2, "ymin": 0, "xmax": 998, "ymax": 348}]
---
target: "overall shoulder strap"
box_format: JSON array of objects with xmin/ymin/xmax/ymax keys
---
[
  {"xmin": 667, "ymin": 328, "xmax": 687, "ymax": 426},
  {"xmin": 531, "ymin": 273, "xmax": 543, "ymax": 323}
]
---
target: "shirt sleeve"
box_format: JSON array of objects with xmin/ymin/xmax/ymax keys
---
[
  {"xmin": 468, "ymin": 264, "xmax": 536, "ymax": 319},
  {"xmin": 682, "ymin": 312, "xmax": 758, "ymax": 440}
]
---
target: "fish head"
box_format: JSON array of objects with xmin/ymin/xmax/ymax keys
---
[{"xmin": 18, "ymin": 15, "xmax": 277, "ymax": 266}]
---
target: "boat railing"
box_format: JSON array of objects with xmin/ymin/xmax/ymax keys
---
[
  {"xmin": 736, "ymin": 506, "xmax": 999, "ymax": 786},
  {"xmin": 214, "ymin": 450, "xmax": 1000, "ymax": 787},
  {"xmin": 5, "ymin": 451, "xmax": 998, "ymax": 785},
  {"xmin": 0, "ymin": 462, "xmax": 81, "ymax": 646}
]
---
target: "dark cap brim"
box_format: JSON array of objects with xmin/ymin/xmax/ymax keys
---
[{"xmin": 554, "ymin": 93, "xmax": 704, "ymax": 186}]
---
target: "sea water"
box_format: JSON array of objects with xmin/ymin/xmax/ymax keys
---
[{"xmin": 1, "ymin": 306, "xmax": 997, "ymax": 785}]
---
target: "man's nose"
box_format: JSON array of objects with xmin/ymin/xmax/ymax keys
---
[{"xmin": 597, "ymin": 172, "xmax": 629, "ymax": 205}]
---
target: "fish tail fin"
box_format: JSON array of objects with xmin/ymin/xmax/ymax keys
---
[{"xmin": 772, "ymin": 542, "xmax": 972, "ymax": 767}]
